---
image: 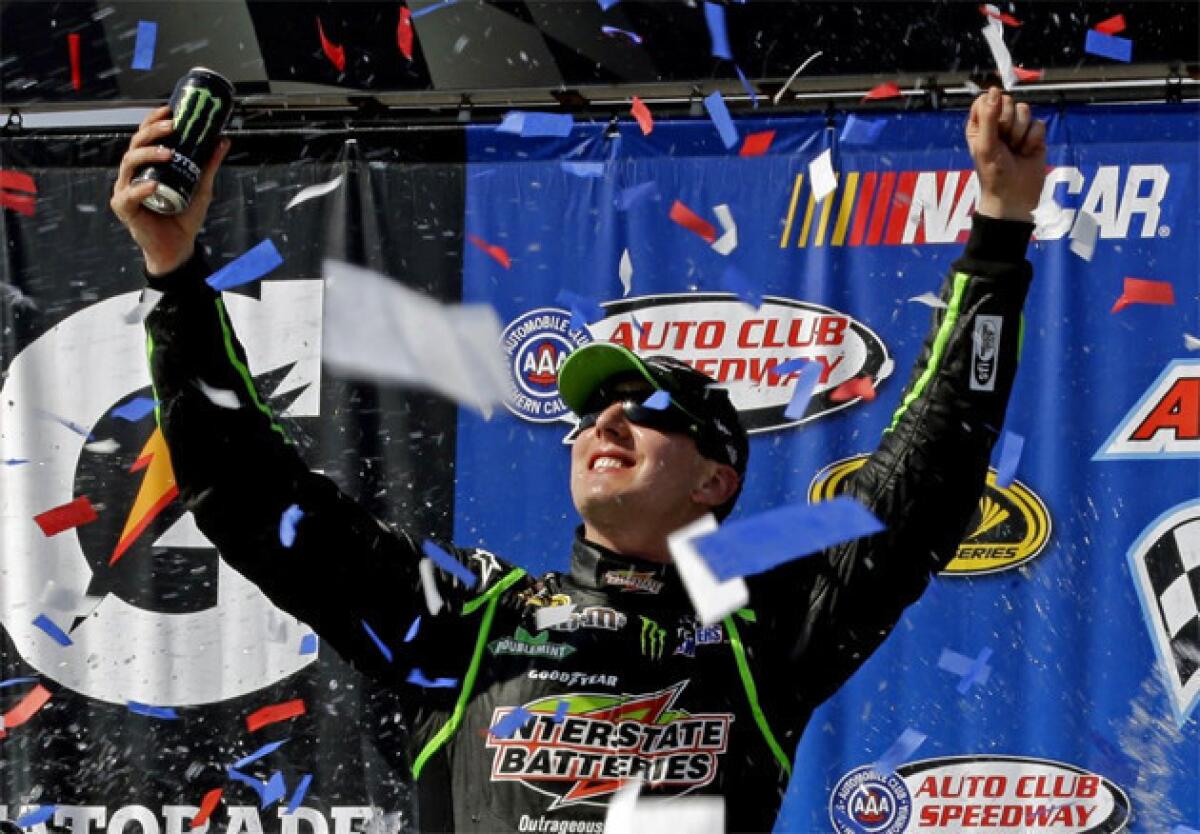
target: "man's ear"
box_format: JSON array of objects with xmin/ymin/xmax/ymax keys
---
[{"xmin": 692, "ymin": 462, "xmax": 740, "ymax": 510}]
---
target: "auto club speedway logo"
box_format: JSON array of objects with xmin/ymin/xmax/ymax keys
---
[
  {"xmin": 502, "ymin": 294, "xmax": 892, "ymax": 432},
  {"xmin": 486, "ymin": 681, "xmax": 731, "ymax": 810},
  {"xmin": 1094, "ymin": 359, "xmax": 1200, "ymax": 461},
  {"xmin": 830, "ymin": 755, "xmax": 1130, "ymax": 834},
  {"xmin": 810, "ymin": 455, "xmax": 1052, "ymax": 575}
]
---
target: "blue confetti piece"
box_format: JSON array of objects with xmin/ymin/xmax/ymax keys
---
[
  {"xmin": 15, "ymin": 806, "xmax": 56, "ymax": 828},
  {"xmin": 422, "ymin": 540, "xmax": 478, "ymax": 589},
  {"xmin": 703, "ymin": 2, "xmax": 732, "ymax": 59},
  {"xmin": 642, "ymin": 391, "xmax": 671, "ymax": 411},
  {"xmin": 783, "ymin": 363, "xmax": 823, "ymax": 421},
  {"xmin": 32, "ymin": 613, "xmax": 72, "ymax": 646},
  {"xmin": 774, "ymin": 358, "xmax": 807, "ymax": 376},
  {"xmin": 0, "ymin": 676, "xmax": 37, "ymax": 689},
  {"xmin": 127, "ymin": 701, "xmax": 180, "ymax": 719},
  {"xmin": 410, "ymin": 0, "xmax": 458, "ymax": 19},
  {"xmin": 1084, "ymin": 30, "xmax": 1132, "ymax": 62},
  {"xmin": 719, "ymin": 265, "xmax": 762, "ymax": 308},
  {"xmin": 407, "ymin": 668, "xmax": 458, "ymax": 688},
  {"xmin": 840, "ymin": 115, "xmax": 887, "ymax": 145},
  {"xmin": 132, "ymin": 20, "xmax": 157, "ymax": 70},
  {"xmin": 552, "ymin": 700, "xmax": 569, "ymax": 724},
  {"xmin": 874, "ymin": 728, "xmax": 927, "ymax": 774},
  {"xmin": 496, "ymin": 112, "xmax": 526, "ymax": 134},
  {"xmin": 227, "ymin": 768, "xmax": 272, "ymax": 805},
  {"xmin": 285, "ymin": 774, "xmax": 313, "ymax": 815},
  {"xmin": 703, "ymin": 91, "xmax": 739, "ymax": 149},
  {"xmin": 279, "ymin": 504, "xmax": 304, "ymax": 549},
  {"xmin": 260, "ymin": 771, "xmax": 287, "ymax": 810},
  {"xmin": 735, "ymin": 65, "xmax": 759, "ymax": 108},
  {"xmin": 403, "ymin": 616, "xmax": 422, "ymax": 643},
  {"xmin": 34, "ymin": 408, "xmax": 94, "ymax": 440},
  {"xmin": 993, "ymin": 431, "xmax": 1024, "ymax": 488},
  {"xmin": 1171, "ymin": 826, "xmax": 1200, "ymax": 834},
  {"xmin": 299, "ymin": 633, "xmax": 318, "ymax": 655},
  {"xmin": 696, "ymin": 496, "xmax": 884, "ymax": 581},
  {"xmin": 3, "ymin": 458, "xmax": 30, "ymax": 465},
  {"xmin": 205, "ymin": 239, "xmax": 285, "ymax": 291},
  {"xmin": 561, "ymin": 160, "xmax": 606, "ymax": 178},
  {"xmin": 361, "ymin": 620, "xmax": 394, "ymax": 663},
  {"xmin": 597, "ymin": 0, "xmax": 620, "ymax": 9},
  {"xmin": 497, "ymin": 111, "xmax": 574, "ymax": 138},
  {"xmin": 111, "ymin": 396, "xmax": 158, "ymax": 422},
  {"xmin": 555, "ymin": 290, "xmax": 607, "ymax": 325},
  {"xmin": 232, "ymin": 738, "xmax": 289, "ymax": 770},
  {"xmin": 490, "ymin": 706, "xmax": 534, "ymax": 739},
  {"xmin": 600, "ymin": 25, "xmax": 643, "ymax": 44},
  {"xmin": 956, "ymin": 647, "xmax": 993, "ymax": 695},
  {"xmin": 936, "ymin": 648, "xmax": 974, "ymax": 677},
  {"xmin": 616, "ymin": 181, "xmax": 659, "ymax": 211}
]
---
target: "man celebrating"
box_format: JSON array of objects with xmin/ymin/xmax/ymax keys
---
[{"xmin": 111, "ymin": 88, "xmax": 1045, "ymax": 832}]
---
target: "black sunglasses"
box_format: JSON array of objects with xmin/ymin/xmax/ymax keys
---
[{"xmin": 565, "ymin": 385, "xmax": 705, "ymax": 443}]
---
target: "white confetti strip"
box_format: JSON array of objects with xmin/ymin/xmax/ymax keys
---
[
  {"xmin": 1184, "ymin": 334, "xmax": 1200, "ymax": 351},
  {"xmin": 419, "ymin": 558, "xmax": 445, "ymax": 616},
  {"xmin": 980, "ymin": 6, "xmax": 1017, "ymax": 89},
  {"xmin": 619, "ymin": 248, "xmax": 633, "ymax": 296},
  {"xmin": 771, "ymin": 51, "xmax": 823, "ymax": 105},
  {"xmin": 909, "ymin": 292, "xmax": 948, "ymax": 309},
  {"xmin": 808, "ymin": 149, "xmax": 837, "ymax": 202},
  {"xmin": 84, "ymin": 438, "xmax": 121, "ymax": 454},
  {"xmin": 1068, "ymin": 211, "xmax": 1100, "ymax": 261},
  {"xmin": 711, "ymin": 204, "xmax": 738, "ymax": 256},
  {"xmin": 1032, "ymin": 198, "xmax": 1074, "ymax": 239},
  {"xmin": 195, "ymin": 379, "xmax": 242, "ymax": 409},
  {"xmin": 534, "ymin": 604, "xmax": 576, "ymax": 631},
  {"xmin": 284, "ymin": 173, "xmax": 345, "ymax": 211},
  {"xmin": 669, "ymin": 514, "xmax": 749, "ymax": 626}
]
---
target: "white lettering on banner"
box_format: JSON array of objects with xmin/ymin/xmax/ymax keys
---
[
  {"xmin": 108, "ymin": 805, "xmax": 161, "ymax": 834},
  {"xmin": 0, "ymin": 806, "xmax": 382, "ymax": 834}
]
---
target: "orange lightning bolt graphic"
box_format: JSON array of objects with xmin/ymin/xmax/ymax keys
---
[{"xmin": 109, "ymin": 425, "xmax": 178, "ymax": 566}]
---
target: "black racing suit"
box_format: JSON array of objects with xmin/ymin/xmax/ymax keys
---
[{"xmin": 143, "ymin": 215, "xmax": 1033, "ymax": 833}]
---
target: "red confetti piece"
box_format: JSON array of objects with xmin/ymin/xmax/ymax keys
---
[
  {"xmin": 0, "ymin": 170, "xmax": 37, "ymax": 216},
  {"xmin": 829, "ymin": 376, "xmax": 877, "ymax": 403},
  {"xmin": 467, "ymin": 234, "xmax": 512, "ymax": 269},
  {"xmin": 630, "ymin": 96, "xmax": 653, "ymax": 135},
  {"xmin": 0, "ymin": 684, "xmax": 51, "ymax": 738},
  {"xmin": 191, "ymin": 788, "xmax": 223, "ymax": 830},
  {"xmin": 317, "ymin": 17, "xmax": 346, "ymax": 72},
  {"xmin": 669, "ymin": 200, "xmax": 717, "ymax": 244},
  {"xmin": 246, "ymin": 698, "xmax": 306, "ymax": 732},
  {"xmin": 862, "ymin": 82, "xmax": 901, "ymax": 102},
  {"xmin": 397, "ymin": 7, "xmax": 414, "ymax": 61},
  {"xmin": 34, "ymin": 496, "xmax": 98, "ymax": 537},
  {"xmin": 1111, "ymin": 277, "xmax": 1175, "ymax": 313},
  {"xmin": 68, "ymin": 33, "xmax": 82, "ymax": 91},
  {"xmin": 1013, "ymin": 66, "xmax": 1044, "ymax": 82},
  {"xmin": 978, "ymin": 5, "xmax": 1022, "ymax": 26},
  {"xmin": 739, "ymin": 130, "xmax": 776, "ymax": 157},
  {"xmin": 1094, "ymin": 14, "xmax": 1126, "ymax": 35}
]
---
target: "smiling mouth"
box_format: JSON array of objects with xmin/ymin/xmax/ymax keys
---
[{"xmin": 589, "ymin": 454, "xmax": 634, "ymax": 472}]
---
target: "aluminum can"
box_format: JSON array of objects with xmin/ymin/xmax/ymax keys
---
[{"xmin": 132, "ymin": 67, "xmax": 234, "ymax": 215}]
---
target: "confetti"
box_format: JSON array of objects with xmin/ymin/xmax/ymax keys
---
[
  {"xmin": 840, "ymin": 115, "xmax": 886, "ymax": 145},
  {"xmin": 669, "ymin": 200, "xmax": 718, "ymax": 243},
  {"xmin": 829, "ymin": 376, "xmax": 877, "ymax": 402},
  {"xmin": 938, "ymin": 647, "xmax": 993, "ymax": 693},
  {"xmin": 981, "ymin": 18, "xmax": 1017, "ymax": 89},
  {"xmin": 285, "ymin": 774, "xmax": 313, "ymax": 815},
  {"xmin": 783, "ymin": 362, "xmax": 822, "ymax": 421},
  {"xmin": 411, "ymin": 0, "xmax": 457, "ymax": 19},
  {"xmin": 978, "ymin": 5, "xmax": 1021, "ymax": 26},
  {"xmin": 702, "ymin": 91, "xmax": 738, "ymax": 149},
  {"xmin": 602, "ymin": 26, "xmax": 643, "ymax": 45},
  {"xmin": 422, "ymin": 540, "xmax": 477, "ymax": 589},
  {"xmin": 874, "ymin": 728, "xmax": 927, "ymax": 774},
  {"xmin": 206, "ymin": 239, "xmax": 284, "ymax": 291},
  {"xmin": 738, "ymin": 130, "xmax": 774, "ymax": 157},
  {"xmin": 299, "ymin": 633, "xmax": 318, "ymax": 655},
  {"xmin": 284, "ymin": 174, "xmax": 345, "ymax": 211},
  {"xmin": 407, "ymin": 668, "xmax": 458, "ymax": 688},
  {"xmin": 34, "ymin": 496, "xmax": 98, "ymax": 537},
  {"xmin": 862, "ymin": 81, "xmax": 902, "ymax": 102},
  {"xmin": 396, "ymin": 6, "xmax": 414, "ymax": 60},
  {"xmin": 1111, "ymin": 277, "xmax": 1174, "ymax": 313},
  {"xmin": 1185, "ymin": 334, "xmax": 1200, "ymax": 351},
  {"xmin": 719, "ymin": 265, "xmax": 762, "ymax": 309},
  {"xmin": 195, "ymin": 379, "xmax": 241, "ymax": 409},
  {"xmin": 695, "ymin": 496, "xmax": 884, "ymax": 581},
  {"xmin": 1013, "ymin": 66, "xmax": 1043, "ymax": 82},
  {"xmin": 597, "ymin": 0, "xmax": 620, "ymax": 9},
  {"xmin": 15, "ymin": 807, "xmax": 56, "ymax": 828},
  {"xmin": 361, "ymin": 620, "xmax": 394, "ymax": 662},
  {"xmin": 1094, "ymin": 14, "xmax": 1127, "ymax": 35},
  {"xmin": 111, "ymin": 396, "xmax": 157, "ymax": 422},
  {"xmin": 2, "ymin": 684, "xmax": 52, "ymax": 736},
  {"xmin": 909, "ymin": 292, "xmax": 948, "ymax": 309},
  {"xmin": 279, "ymin": 504, "xmax": 304, "ymax": 548},
  {"xmin": 260, "ymin": 772, "xmax": 287, "ymax": 809},
  {"xmin": 735, "ymin": 65, "xmax": 759, "ymax": 108},
  {"xmin": 419, "ymin": 558, "xmax": 445, "ymax": 615},
  {"xmin": 34, "ymin": 408, "xmax": 93, "ymax": 439},
  {"xmin": 1068, "ymin": 211, "xmax": 1099, "ymax": 260},
  {"xmin": 774, "ymin": 358, "xmax": 807, "ymax": 376},
  {"xmin": 0, "ymin": 170, "xmax": 37, "ymax": 216},
  {"xmin": 551, "ymin": 700, "xmax": 569, "ymax": 723},
  {"xmin": 642, "ymin": 391, "xmax": 671, "ymax": 411},
  {"xmin": 490, "ymin": 706, "xmax": 534, "ymax": 739},
  {"xmin": 1085, "ymin": 30, "xmax": 1133, "ymax": 62},
  {"xmin": 232, "ymin": 739, "xmax": 289, "ymax": 770},
  {"xmin": 617, "ymin": 181, "xmax": 658, "ymax": 211},
  {"xmin": 127, "ymin": 701, "xmax": 179, "ymax": 719},
  {"xmin": 191, "ymin": 788, "xmax": 222, "ymax": 829},
  {"xmin": 993, "ymin": 431, "xmax": 1024, "ymax": 488},
  {"xmin": 630, "ymin": 96, "xmax": 653, "ymax": 135},
  {"xmin": 619, "ymin": 249, "xmax": 633, "ymax": 296},
  {"xmin": 123, "ymin": 288, "xmax": 162, "ymax": 324},
  {"xmin": 467, "ymin": 234, "xmax": 512, "ymax": 269},
  {"xmin": 403, "ymin": 616, "xmax": 422, "ymax": 643},
  {"xmin": 33, "ymin": 613, "xmax": 72, "ymax": 646},
  {"xmin": 132, "ymin": 20, "xmax": 157, "ymax": 70},
  {"xmin": 669, "ymin": 515, "xmax": 749, "ymax": 626},
  {"xmin": 808, "ymin": 148, "xmax": 837, "ymax": 201},
  {"xmin": 0, "ymin": 677, "xmax": 37, "ymax": 690},
  {"xmin": 561, "ymin": 161, "xmax": 606, "ymax": 178},
  {"xmin": 771, "ymin": 51, "xmax": 824, "ymax": 105},
  {"xmin": 496, "ymin": 111, "xmax": 574, "ymax": 138},
  {"xmin": 533, "ymin": 604, "xmax": 576, "ymax": 631},
  {"xmin": 246, "ymin": 699, "xmax": 305, "ymax": 732},
  {"xmin": 1032, "ymin": 199, "xmax": 1074, "ymax": 239},
  {"xmin": 703, "ymin": 2, "xmax": 732, "ymax": 59},
  {"xmin": 3, "ymin": 459, "xmax": 30, "ymax": 466},
  {"xmin": 710, "ymin": 204, "xmax": 738, "ymax": 255},
  {"xmin": 68, "ymin": 32, "xmax": 82, "ymax": 91},
  {"xmin": 317, "ymin": 17, "xmax": 346, "ymax": 72},
  {"xmin": 1172, "ymin": 827, "xmax": 1200, "ymax": 834}
]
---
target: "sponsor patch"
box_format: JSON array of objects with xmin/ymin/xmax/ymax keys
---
[
  {"xmin": 675, "ymin": 616, "xmax": 725, "ymax": 659},
  {"xmin": 501, "ymin": 307, "xmax": 593, "ymax": 423},
  {"xmin": 489, "ymin": 626, "xmax": 576, "ymax": 661},
  {"xmin": 486, "ymin": 681, "xmax": 732, "ymax": 809},
  {"xmin": 639, "ymin": 616, "xmax": 667, "ymax": 660},
  {"xmin": 809, "ymin": 455, "xmax": 1051, "ymax": 575},
  {"xmin": 549, "ymin": 605, "xmax": 628, "ymax": 633},
  {"xmin": 527, "ymin": 669, "xmax": 618, "ymax": 688},
  {"xmin": 1094, "ymin": 359, "xmax": 1200, "ymax": 460},
  {"xmin": 602, "ymin": 569, "xmax": 665, "ymax": 595},
  {"xmin": 970, "ymin": 315, "xmax": 1002, "ymax": 392},
  {"xmin": 830, "ymin": 765, "xmax": 912, "ymax": 834}
]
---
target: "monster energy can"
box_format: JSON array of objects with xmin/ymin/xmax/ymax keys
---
[{"xmin": 132, "ymin": 67, "xmax": 234, "ymax": 215}]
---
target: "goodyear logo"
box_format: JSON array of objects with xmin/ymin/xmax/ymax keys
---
[
  {"xmin": 809, "ymin": 455, "xmax": 1051, "ymax": 576},
  {"xmin": 781, "ymin": 164, "xmax": 1170, "ymax": 248}
]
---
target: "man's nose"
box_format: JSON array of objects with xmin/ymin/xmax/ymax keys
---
[{"xmin": 592, "ymin": 401, "xmax": 631, "ymax": 439}]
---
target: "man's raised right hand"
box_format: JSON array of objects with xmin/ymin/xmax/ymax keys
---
[{"xmin": 110, "ymin": 105, "xmax": 230, "ymax": 277}]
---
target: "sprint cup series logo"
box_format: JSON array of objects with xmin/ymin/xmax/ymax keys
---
[
  {"xmin": 487, "ymin": 682, "xmax": 732, "ymax": 809},
  {"xmin": 810, "ymin": 455, "xmax": 1051, "ymax": 575}
]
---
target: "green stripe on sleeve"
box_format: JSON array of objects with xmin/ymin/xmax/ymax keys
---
[
  {"xmin": 213, "ymin": 297, "xmax": 290, "ymax": 442},
  {"xmin": 724, "ymin": 615, "xmax": 792, "ymax": 777}
]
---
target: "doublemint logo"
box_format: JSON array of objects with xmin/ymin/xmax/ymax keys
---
[
  {"xmin": 640, "ymin": 616, "xmax": 666, "ymax": 660},
  {"xmin": 174, "ymin": 86, "xmax": 224, "ymax": 146},
  {"xmin": 489, "ymin": 626, "xmax": 575, "ymax": 661}
]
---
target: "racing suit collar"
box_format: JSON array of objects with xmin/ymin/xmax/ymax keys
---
[{"xmin": 570, "ymin": 528, "xmax": 682, "ymax": 598}]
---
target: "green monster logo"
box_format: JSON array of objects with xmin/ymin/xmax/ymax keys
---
[
  {"xmin": 639, "ymin": 615, "xmax": 666, "ymax": 660},
  {"xmin": 174, "ymin": 85, "xmax": 224, "ymax": 146}
]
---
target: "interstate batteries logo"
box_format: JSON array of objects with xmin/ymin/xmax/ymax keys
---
[
  {"xmin": 810, "ymin": 455, "xmax": 1051, "ymax": 575},
  {"xmin": 502, "ymin": 308, "xmax": 594, "ymax": 422},
  {"xmin": 486, "ymin": 681, "xmax": 732, "ymax": 809},
  {"xmin": 831, "ymin": 756, "xmax": 1130, "ymax": 833}
]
